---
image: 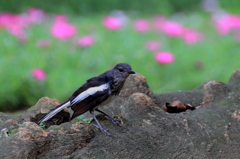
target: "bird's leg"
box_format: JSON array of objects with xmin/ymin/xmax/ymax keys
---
[
  {"xmin": 95, "ymin": 108, "xmax": 123, "ymax": 127},
  {"xmin": 90, "ymin": 110, "xmax": 111, "ymax": 136}
]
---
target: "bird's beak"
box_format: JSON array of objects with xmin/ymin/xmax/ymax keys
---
[{"xmin": 129, "ymin": 70, "xmax": 135, "ymax": 74}]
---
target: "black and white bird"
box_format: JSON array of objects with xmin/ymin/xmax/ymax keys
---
[{"xmin": 39, "ymin": 63, "xmax": 135, "ymax": 135}]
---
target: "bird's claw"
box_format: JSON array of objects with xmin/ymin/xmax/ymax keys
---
[
  {"xmin": 100, "ymin": 128, "xmax": 111, "ymax": 136},
  {"xmin": 105, "ymin": 116, "xmax": 123, "ymax": 127},
  {"xmin": 91, "ymin": 124, "xmax": 111, "ymax": 136}
]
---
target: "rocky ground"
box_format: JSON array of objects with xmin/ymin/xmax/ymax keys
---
[{"xmin": 1, "ymin": 69, "xmax": 240, "ymax": 159}]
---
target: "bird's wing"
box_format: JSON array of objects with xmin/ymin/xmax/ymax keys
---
[
  {"xmin": 68, "ymin": 73, "xmax": 112, "ymax": 120},
  {"xmin": 68, "ymin": 73, "xmax": 111, "ymax": 101},
  {"xmin": 70, "ymin": 87, "xmax": 110, "ymax": 120}
]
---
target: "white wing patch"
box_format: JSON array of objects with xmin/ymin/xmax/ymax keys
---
[{"xmin": 71, "ymin": 83, "xmax": 109, "ymax": 104}]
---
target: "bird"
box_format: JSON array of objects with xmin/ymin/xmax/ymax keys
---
[{"xmin": 38, "ymin": 63, "xmax": 135, "ymax": 135}]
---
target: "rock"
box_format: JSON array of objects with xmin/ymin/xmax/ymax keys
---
[
  {"xmin": 0, "ymin": 112, "xmax": 20, "ymax": 133},
  {"xmin": 228, "ymin": 68, "xmax": 240, "ymax": 85},
  {"xmin": 119, "ymin": 73, "xmax": 156, "ymax": 102},
  {"xmin": 121, "ymin": 93, "xmax": 157, "ymax": 119},
  {"xmin": 0, "ymin": 121, "xmax": 94, "ymax": 158},
  {"xmin": 202, "ymin": 80, "xmax": 230, "ymax": 105},
  {"xmin": 155, "ymin": 89, "xmax": 203, "ymax": 107},
  {"xmin": 1, "ymin": 70, "xmax": 240, "ymax": 158},
  {"xmin": 73, "ymin": 69, "xmax": 240, "ymax": 159},
  {"xmin": 21, "ymin": 97, "xmax": 70, "ymax": 128},
  {"xmin": 101, "ymin": 73, "xmax": 157, "ymax": 117}
]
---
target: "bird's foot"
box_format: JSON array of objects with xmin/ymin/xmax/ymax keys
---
[
  {"xmin": 104, "ymin": 116, "xmax": 123, "ymax": 127},
  {"xmin": 91, "ymin": 124, "xmax": 111, "ymax": 136}
]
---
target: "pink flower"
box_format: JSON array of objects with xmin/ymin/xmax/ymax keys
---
[
  {"xmin": 133, "ymin": 19, "xmax": 149, "ymax": 33},
  {"xmin": 0, "ymin": 13, "xmax": 27, "ymax": 38},
  {"xmin": 26, "ymin": 8, "xmax": 45, "ymax": 24},
  {"xmin": 0, "ymin": 13, "xmax": 23, "ymax": 28},
  {"xmin": 51, "ymin": 15, "xmax": 77, "ymax": 40},
  {"xmin": 7, "ymin": 24, "xmax": 26, "ymax": 39},
  {"xmin": 145, "ymin": 41, "xmax": 161, "ymax": 51},
  {"xmin": 152, "ymin": 15, "xmax": 166, "ymax": 31},
  {"xmin": 102, "ymin": 16, "xmax": 123, "ymax": 30},
  {"xmin": 153, "ymin": 16, "xmax": 184, "ymax": 37},
  {"xmin": 181, "ymin": 29, "xmax": 204, "ymax": 45},
  {"xmin": 54, "ymin": 14, "xmax": 68, "ymax": 22},
  {"xmin": 32, "ymin": 68, "xmax": 46, "ymax": 81},
  {"xmin": 213, "ymin": 14, "xmax": 240, "ymax": 35},
  {"xmin": 161, "ymin": 20, "xmax": 184, "ymax": 37},
  {"xmin": 0, "ymin": 13, "xmax": 12, "ymax": 28},
  {"xmin": 78, "ymin": 35, "xmax": 95, "ymax": 47},
  {"xmin": 155, "ymin": 52, "xmax": 175, "ymax": 64}
]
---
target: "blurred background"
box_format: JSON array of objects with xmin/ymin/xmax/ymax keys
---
[{"xmin": 0, "ymin": 0, "xmax": 240, "ymax": 113}]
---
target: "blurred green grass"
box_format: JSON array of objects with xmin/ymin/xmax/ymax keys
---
[{"xmin": 1, "ymin": 12, "xmax": 239, "ymax": 111}]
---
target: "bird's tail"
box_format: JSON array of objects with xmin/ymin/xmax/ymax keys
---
[{"xmin": 38, "ymin": 101, "xmax": 71, "ymax": 123}]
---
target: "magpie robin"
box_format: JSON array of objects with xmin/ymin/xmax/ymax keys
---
[{"xmin": 39, "ymin": 63, "xmax": 135, "ymax": 135}]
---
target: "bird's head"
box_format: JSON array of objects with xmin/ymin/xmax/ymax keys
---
[{"xmin": 112, "ymin": 63, "xmax": 135, "ymax": 83}]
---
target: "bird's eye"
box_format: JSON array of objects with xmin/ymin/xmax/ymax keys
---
[{"xmin": 118, "ymin": 68, "xmax": 124, "ymax": 72}]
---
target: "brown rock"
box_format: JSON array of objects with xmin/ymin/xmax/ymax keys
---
[
  {"xmin": 118, "ymin": 73, "xmax": 157, "ymax": 104},
  {"xmin": 103, "ymin": 73, "xmax": 157, "ymax": 116},
  {"xmin": 0, "ymin": 121, "xmax": 94, "ymax": 159},
  {"xmin": 15, "ymin": 122, "xmax": 47, "ymax": 141},
  {"xmin": 121, "ymin": 93, "xmax": 157, "ymax": 119},
  {"xmin": 0, "ymin": 112, "xmax": 20, "ymax": 131},
  {"xmin": 231, "ymin": 110, "xmax": 240, "ymax": 120},
  {"xmin": 21, "ymin": 97, "xmax": 70, "ymax": 128}
]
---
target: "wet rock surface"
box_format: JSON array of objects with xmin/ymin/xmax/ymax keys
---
[{"xmin": 1, "ymin": 70, "xmax": 240, "ymax": 158}]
